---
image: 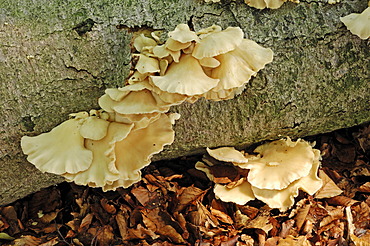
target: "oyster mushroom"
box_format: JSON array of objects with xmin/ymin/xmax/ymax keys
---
[
  {"xmin": 21, "ymin": 116, "xmax": 92, "ymax": 175},
  {"xmin": 150, "ymin": 54, "xmax": 219, "ymax": 95}
]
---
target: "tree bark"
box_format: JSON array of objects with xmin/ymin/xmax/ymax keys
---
[{"xmin": 0, "ymin": 0, "xmax": 369, "ymax": 205}]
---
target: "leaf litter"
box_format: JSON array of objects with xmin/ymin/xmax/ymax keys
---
[{"xmin": 0, "ymin": 123, "xmax": 369, "ymax": 245}]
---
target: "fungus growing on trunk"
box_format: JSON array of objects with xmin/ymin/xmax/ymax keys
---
[
  {"xmin": 340, "ymin": 6, "xmax": 370, "ymax": 40},
  {"xmin": 21, "ymin": 23, "xmax": 274, "ymax": 191}
]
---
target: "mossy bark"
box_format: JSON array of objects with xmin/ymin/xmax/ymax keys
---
[{"xmin": 0, "ymin": 0, "xmax": 368, "ymax": 205}]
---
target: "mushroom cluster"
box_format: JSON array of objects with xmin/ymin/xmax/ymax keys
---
[
  {"xmin": 21, "ymin": 23, "xmax": 274, "ymax": 191},
  {"xmin": 340, "ymin": 3, "xmax": 370, "ymax": 40},
  {"xmin": 196, "ymin": 138, "xmax": 323, "ymax": 211},
  {"xmin": 21, "ymin": 110, "xmax": 178, "ymax": 191},
  {"xmin": 203, "ymin": 0, "xmax": 299, "ymax": 9},
  {"xmin": 100, "ymin": 23, "xmax": 273, "ymax": 104}
]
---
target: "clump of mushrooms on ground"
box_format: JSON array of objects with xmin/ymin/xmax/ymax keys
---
[{"xmin": 196, "ymin": 138, "xmax": 325, "ymax": 211}]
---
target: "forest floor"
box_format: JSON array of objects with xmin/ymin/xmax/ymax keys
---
[{"xmin": 0, "ymin": 123, "xmax": 369, "ymax": 246}]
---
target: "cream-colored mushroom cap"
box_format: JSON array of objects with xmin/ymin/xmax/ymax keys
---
[
  {"xmin": 192, "ymin": 26, "xmax": 244, "ymax": 59},
  {"xmin": 152, "ymin": 44, "xmax": 181, "ymax": 62},
  {"xmin": 134, "ymin": 34, "xmax": 157, "ymax": 52},
  {"xmin": 245, "ymin": 0, "xmax": 286, "ymax": 9},
  {"xmin": 206, "ymin": 147, "xmax": 249, "ymax": 164},
  {"xmin": 240, "ymin": 138, "xmax": 315, "ymax": 190},
  {"xmin": 340, "ymin": 7, "xmax": 370, "ymax": 40},
  {"xmin": 165, "ymin": 38, "xmax": 192, "ymax": 51},
  {"xmin": 63, "ymin": 122, "xmax": 134, "ymax": 188},
  {"xmin": 103, "ymin": 113, "xmax": 175, "ymax": 191},
  {"xmin": 210, "ymin": 39, "xmax": 273, "ymax": 92},
  {"xmin": 79, "ymin": 116, "xmax": 110, "ymax": 141},
  {"xmin": 214, "ymin": 182, "xmax": 255, "ymax": 205},
  {"xmin": 150, "ymin": 54, "xmax": 219, "ymax": 95},
  {"xmin": 251, "ymin": 153, "xmax": 322, "ymax": 211},
  {"xmin": 135, "ymin": 54, "xmax": 160, "ymax": 74},
  {"xmin": 21, "ymin": 118, "xmax": 92, "ymax": 175},
  {"xmin": 168, "ymin": 24, "xmax": 200, "ymax": 43},
  {"xmin": 98, "ymin": 81, "xmax": 171, "ymax": 115}
]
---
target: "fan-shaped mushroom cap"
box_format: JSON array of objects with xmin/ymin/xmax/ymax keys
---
[
  {"xmin": 340, "ymin": 7, "xmax": 370, "ymax": 39},
  {"xmin": 153, "ymin": 44, "xmax": 181, "ymax": 62},
  {"xmin": 150, "ymin": 54, "xmax": 219, "ymax": 95},
  {"xmin": 134, "ymin": 34, "xmax": 157, "ymax": 52},
  {"xmin": 251, "ymin": 153, "xmax": 322, "ymax": 211},
  {"xmin": 240, "ymin": 138, "xmax": 316, "ymax": 190},
  {"xmin": 214, "ymin": 181, "xmax": 255, "ymax": 205},
  {"xmin": 128, "ymin": 71, "xmax": 148, "ymax": 84},
  {"xmin": 103, "ymin": 113, "xmax": 176, "ymax": 191},
  {"xmin": 168, "ymin": 24, "xmax": 200, "ymax": 43},
  {"xmin": 98, "ymin": 81, "xmax": 171, "ymax": 115},
  {"xmin": 199, "ymin": 57, "xmax": 220, "ymax": 68},
  {"xmin": 196, "ymin": 25, "xmax": 222, "ymax": 37},
  {"xmin": 63, "ymin": 122, "xmax": 134, "ymax": 187},
  {"xmin": 192, "ymin": 27, "xmax": 244, "ymax": 59},
  {"xmin": 165, "ymin": 38, "xmax": 192, "ymax": 51},
  {"xmin": 21, "ymin": 118, "xmax": 93, "ymax": 175},
  {"xmin": 79, "ymin": 116, "xmax": 110, "ymax": 141},
  {"xmin": 210, "ymin": 39, "xmax": 273, "ymax": 92},
  {"xmin": 135, "ymin": 54, "xmax": 160, "ymax": 74},
  {"xmin": 207, "ymin": 147, "xmax": 249, "ymax": 164},
  {"xmin": 245, "ymin": 0, "xmax": 286, "ymax": 9},
  {"xmin": 114, "ymin": 112, "xmax": 162, "ymax": 131}
]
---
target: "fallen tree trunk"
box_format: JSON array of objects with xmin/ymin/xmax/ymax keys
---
[{"xmin": 0, "ymin": 0, "xmax": 369, "ymax": 205}]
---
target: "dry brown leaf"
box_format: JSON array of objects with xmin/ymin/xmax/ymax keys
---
[
  {"xmin": 39, "ymin": 210, "xmax": 59, "ymax": 224},
  {"xmin": 246, "ymin": 211, "xmax": 273, "ymax": 234},
  {"xmin": 12, "ymin": 235, "xmax": 42, "ymax": 246},
  {"xmin": 78, "ymin": 213, "xmax": 93, "ymax": 233},
  {"xmin": 160, "ymin": 224, "xmax": 186, "ymax": 244},
  {"xmin": 326, "ymin": 195, "xmax": 358, "ymax": 207},
  {"xmin": 210, "ymin": 207, "xmax": 234, "ymax": 224},
  {"xmin": 95, "ymin": 225, "xmax": 115, "ymax": 246},
  {"xmin": 315, "ymin": 170, "xmax": 343, "ymax": 199},
  {"xmin": 293, "ymin": 203, "xmax": 311, "ymax": 232},
  {"xmin": 358, "ymin": 182, "xmax": 370, "ymax": 193},
  {"xmin": 175, "ymin": 185, "xmax": 206, "ymax": 212},
  {"xmin": 277, "ymin": 235, "xmax": 311, "ymax": 246},
  {"xmin": 39, "ymin": 237, "xmax": 59, "ymax": 246},
  {"xmin": 100, "ymin": 198, "xmax": 117, "ymax": 214},
  {"xmin": 116, "ymin": 211, "xmax": 128, "ymax": 240}
]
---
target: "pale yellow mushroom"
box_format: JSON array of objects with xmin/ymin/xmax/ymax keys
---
[
  {"xmin": 165, "ymin": 38, "xmax": 192, "ymax": 51},
  {"xmin": 98, "ymin": 81, "xmax": 171, "ymax": 115},
  {"xmin": 340, "ymin": 7, "xmax": 370, "ymax": 39},
  {"xmin": 199, "ymin": 57, "xmax": 221, "ymax": 68},
  {"xmin": 168, "ymin": 24, "xmax": 200, "ymax": 43},
  {"xmin": 134, "ymin": 54, "xmax": 160, "ymax": 74},
  {"xmin": 251, "ymin": 153, "xmax": 322, "ymax": 211},
  {"xmin": 133, "ymin": 34, "xmax": 158, "ymax": 52},
  {"xmin": 210, "ymin": 39, "xmax": 274, "ymax": 92},
  {"xmin": 153, "ymin": 44, "xmax": 181, "ymax": 62},
  {"xmin": 214, "ymin": 182, "xmax": 256, "ymax": 205},
  {"xmin": 79, "ymin": 116, "xmax": 110, "ymax": 141},
  {"xmin": 63, "ymin": 122, "xmax": 134, "ymax": 188},
  {"xmin": 150, "ymin": 54, "xmax": 219, "ymax": 95},
  {"xmin": 21, "ymin": 117, "xmax": 93, "ymax": 175},
  {"xmin": 192, "ymin": 26, "xmax": 244, "ymax": 59},
  {"xmin": 239, "ymin": 138, "xmax": 316, "ymax": 190},
  {"xmin": 206, "ymin": 147, "xmax": 249, "ymax": 164},
  {"xmin": 103, "ymin": 113, "xmax": 176, "ymax": 191}
]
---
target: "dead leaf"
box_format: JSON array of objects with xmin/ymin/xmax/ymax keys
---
[
  {"xmin": 39, "ymin": 237, "xmax": 59, "ymax": 246},
  {"xmin": 315, "ymin": 170, "xmax": 343, "ymax": 199},
  {"xmin": 277, "ymin": 235, "xmax": 311, "ymax": 246},
  {"xmin": 174, "ymin": 186, "xmax": 206, "ymax": 212},
  {"xmin": 293, "ymin": 203, "xmax": 311, "ymax": 232},
  {"xmin": 78, "ymin": 213, "xmax": 93, "ymax": 233},
  {"xmin": 116, "ymin": 211, "xmax": 128, "ymax": 241},
  {"xmin": 100, "ymin": 198, "xmax": 117, "ymax": 214},
  {"xmin": 12, "ymin": 235, "xmax": 42, "ymax": 246}
]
